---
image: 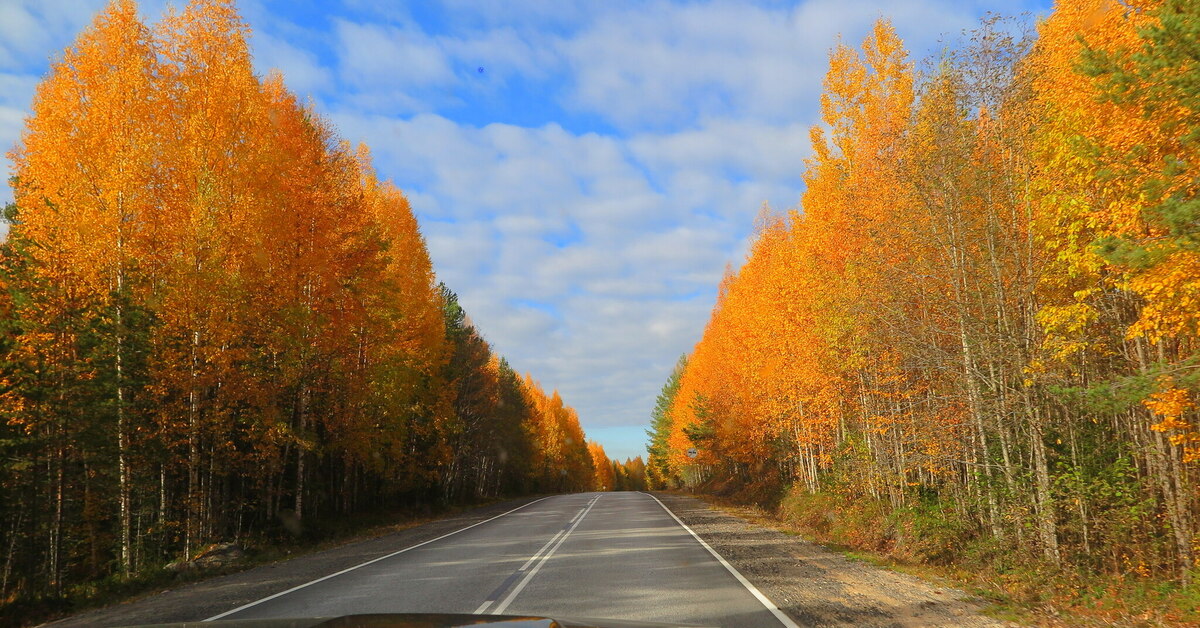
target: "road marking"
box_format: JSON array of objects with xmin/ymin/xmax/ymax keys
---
[
  {"xmin": 204, "ymin": 496, "xmax": 552, "ymax": 621},
  {"xmin": 518, "ymin": 528, "xmax": 566, "ymax": 571},
  {"xmin": 489, "ymin": 494, "xmax": 599, "ymax": 615},
  {"xmin": 476, "ymin": 495, "xmax": 593, "ymax": 612},
  {"xmin": 642, "ymin": 492, "xmax": 801, "ymax": 628}
]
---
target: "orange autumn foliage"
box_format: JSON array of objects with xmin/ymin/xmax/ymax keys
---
[
  {"xmin": 1, "ymin": 0, "xmax": 597, "ymax": 602},
  {"xmin": 660, "ymin": 4, "xmax": 1200, "ymax": 589}
]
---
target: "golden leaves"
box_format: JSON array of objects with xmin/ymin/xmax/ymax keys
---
[
  {"xmin": 1030, "ymin": 0, "xmax": 1200, "ymax": 348},
  {"xmin": 666, "ymin": 19, "xmax": 932, "ymax": 478},
  {"xmin": 1146, "ymin": 380, "xmax": 1193, "ymax": 431},
  {"xmin": 1145, "ymin": 378, "xmax": 1200, "ymax": 462}
]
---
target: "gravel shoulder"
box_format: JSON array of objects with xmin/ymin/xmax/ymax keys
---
[
  {"xmin": 653, "ymin": 492, "xmax": 1013, "ymax": 628},
  {"xmin": 41, "ymin": 496, "xmax": 546, "ymax": 628}
]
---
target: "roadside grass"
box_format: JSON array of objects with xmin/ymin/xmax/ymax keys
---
[
  {"xmin": 672, "ymin": 492, "xmax": 1195, "ymax": 628},
  {"xmin": 4, "ymin": 497, "xmax": 514, "ymax": 628},
  {"xmin": 674, "ymin": 490, "xmax": 1200, "ymax": 628}
]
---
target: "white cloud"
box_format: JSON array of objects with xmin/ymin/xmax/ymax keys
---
[
  {"xmin": 0, "ymin": 0, "xmax": 1041, "ymax": 461},
  {"xmin": 328, "ymin": 16, "xmax": 561, "ymax": 114},
  {"xmin": 324, "ymin": 0, "xmax": 977, "ymax": 130},
  {"xmin": 558, "ymin": 0, "xmax": 978, "ymax": 129},
  {"xmin": 332, "ymin": 20, "xmax": 457, "ymax": 112},
  {"xmin": 433, "ymin": 0, "xmax": 599, "ymax": 29},
  {"xmin": 252, "ymin": 30, "xmax": 333, "ymax": 97},
  {"xmin": 0, "ymin": 74, "xmax": 37, "ymax": 192},
  {"xmin": 336, "ymin": 19, "xmax": 454, "ymax": 88},
  {"xmin": 331, "ymin": 111, "xmax": 791, "ymax": 454},
  {"xmin": 0, "ymin": 104, "xmax": 24, "ymax": 152},
  {"xmin": 0, "ymin": 0, "xmax": 175, "ymax": 66},
  {"xmin": 441, "ymin": 27, "xmax": 558, "ymax": 83},
  {"xmin": 629, "ymin": 118, "xmax": 812, "ymax": 182},
  {"xmin": 0, "ymin": 3, "xmax": 41, "ymax": 67},
  {"xmin": 0, "ymin": 0, "xmax": 95, "ymax": 66}
]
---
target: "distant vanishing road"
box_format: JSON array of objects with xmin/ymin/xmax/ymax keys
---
[{"xmin": 206, "ymin": 492, "xmax": 794, "ymax": 627}]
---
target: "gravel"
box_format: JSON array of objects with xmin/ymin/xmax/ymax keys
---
[{"xmin": 653, "ymin": 492, "xmax": 1014, "ymax": 628}]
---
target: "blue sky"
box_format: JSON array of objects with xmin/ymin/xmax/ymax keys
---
[{"xmin": 0, "ymin": 0, "xmax": 1053, "ymax": 462}]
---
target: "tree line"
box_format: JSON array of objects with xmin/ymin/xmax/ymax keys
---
[
  {"xmin": 649, "ymin": 0, "xmax": 1200, "ymax": 590},
  {"xmin": 0, "ymin": 0, "xmax": 606, "ymax": 609},
  {"xmin": 588, "ymin": 441, "xmax": 648, "ymax": 492}
]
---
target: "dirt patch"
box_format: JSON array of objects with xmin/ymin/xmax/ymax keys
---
[
  {"xmin": 40, "ymin": 496, "xmax": 546, "ymax": 628},
  {"xmin": 654, "ymin": 492, "xmax": 1015, "ymax": 628}
]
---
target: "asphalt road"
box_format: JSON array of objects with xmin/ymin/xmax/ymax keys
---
[{"xmin": 207, "ymin": 492, "xmax": 795, "ymax": 627}]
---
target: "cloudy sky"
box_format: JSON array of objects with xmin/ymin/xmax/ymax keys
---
[{"xmin": 0, "ymin": 0, "xmax": 1052, "ymax": 461}]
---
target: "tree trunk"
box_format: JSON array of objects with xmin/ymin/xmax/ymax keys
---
[
  {"xmin": 116, "ymin": 269, "xmax": 131, "ymax": 577},
  {"xmin": 1028, "ymin": 408, "xmax": 1060, "ymax": 566}
]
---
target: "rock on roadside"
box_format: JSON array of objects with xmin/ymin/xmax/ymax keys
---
[{"xmin": 165, "ymin": 543, "xmax": 247, "ymax": 573}]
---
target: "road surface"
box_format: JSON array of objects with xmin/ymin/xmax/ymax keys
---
[{"xmin": 207, "ymin": 492, "xmax": 794, "ymax": 627}]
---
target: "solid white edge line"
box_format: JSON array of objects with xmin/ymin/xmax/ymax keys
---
[
  {"xmin": 204, "ymin": 496, "xmax": 553, "ymax": 621},
  {"xmin": 490, "ymin": 494, "xmax": 600, "ymax": 615},
  {"xmin": 641, "ymin": 492, "xmax": 800, "ymax": 628},
  {"xmin": 472, "ymin": 600, "xmax": 493, "ymax": 614}
]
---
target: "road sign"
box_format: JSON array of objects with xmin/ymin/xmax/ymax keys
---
[{"xmin": 687, "ymin": 447, "xmax": 698, "ymax": 459}]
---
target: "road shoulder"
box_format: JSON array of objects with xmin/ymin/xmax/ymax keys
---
[
  {"xmin": 652, "ymin": 492, "xmax": 1012, "ymax": 628},
  {"xmin": 41, "ymin": 496, "xmax": 546, "ymax": 628}
]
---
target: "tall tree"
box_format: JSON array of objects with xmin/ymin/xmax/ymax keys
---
[
  {"xmin": 8, "ymin": 0, "xmax": 160, "ymax": 579},
  {"xmin": 646, "ymin": 355, "xmax": 686, "ymax": 488}
]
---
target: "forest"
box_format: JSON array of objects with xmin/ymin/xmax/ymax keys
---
[
  {"xmin": 647, "ymin": 0, "xmax": 1200, "ymax": 614},
  {"xmin": 0, "ymin": 0, "xmax": 649, "ymax": 613}
]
